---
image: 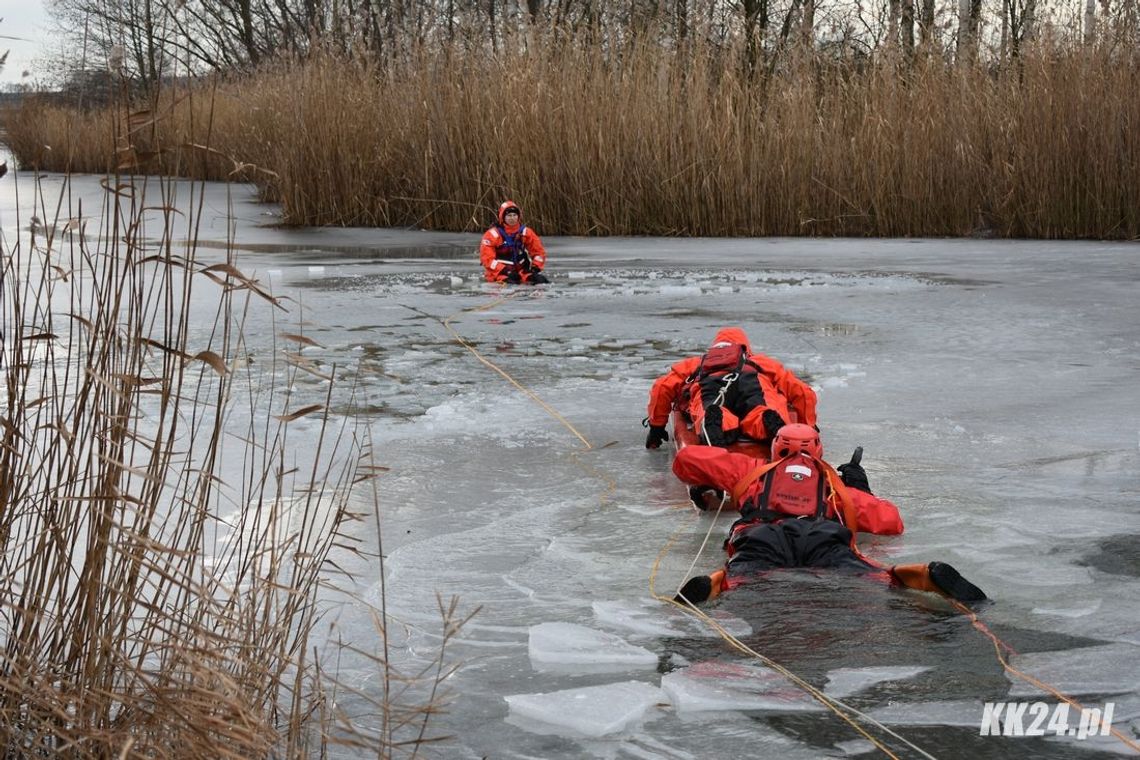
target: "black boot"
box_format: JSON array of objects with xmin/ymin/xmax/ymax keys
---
[
  {"xmin": 673, "ymin": 576, "xmax": 713, "ymax": 604},
  {"xmin": 928, "ymin": 562, "xmax": 987, "ymax": 602}
]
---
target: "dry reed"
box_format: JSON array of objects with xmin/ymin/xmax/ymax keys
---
[
  {"xmin": 4, "ymin": 34, "xmax": 1138, "ymax": 238},
  {"xmin": 0, "ymin": 161, "xmax": 468, "ymax": 755}
]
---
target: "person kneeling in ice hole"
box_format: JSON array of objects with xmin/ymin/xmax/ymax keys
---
[{"xmin": 672, "ymin": 424, "xmax": 987, "ymax": 605}]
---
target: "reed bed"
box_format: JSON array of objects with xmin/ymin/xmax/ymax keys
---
[
  {"xmin": 0, "ymin": 168, "xmax": 467, "ymax": 755},
  {"xmin": 5, "ymin": 35, "xmax": 1139, "ymax": 238}
]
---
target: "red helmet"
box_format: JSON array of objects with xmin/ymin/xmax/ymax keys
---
[
  {"xmin": 771, "ymin": 423, "xmax": 822, "ymax": 460},
  {"xmin": 498, "ymin": 200, "xmax": 522, "ymax": 225}
]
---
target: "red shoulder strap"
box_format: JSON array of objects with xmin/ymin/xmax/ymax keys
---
[{"xmin": 730, "ymin": 457, "xmax": 783, "ymax": 507}]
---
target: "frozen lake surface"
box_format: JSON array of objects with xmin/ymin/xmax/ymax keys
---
[{"xmin": 3, "ymin": 170, "xmax": 1139, "ymax": 758}]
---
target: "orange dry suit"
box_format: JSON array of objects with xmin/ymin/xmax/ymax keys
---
[
  {"xmin": 673, "ymin": 444, "xmax": 904, "ymax": 594},
  {"xmin": 645, "ymin": 327, "xmax": 817, "ymax": 445},
  {"xmin": 480, "ymin": 200, "xmax": 547, "ymax": 283}
]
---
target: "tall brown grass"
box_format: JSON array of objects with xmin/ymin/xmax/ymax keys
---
[
  {"xmin": 5, "ymin": 34, "xmax": 1139, "ymax": 238},
  {"xmin": 0, "ymin": 167, "xmax": 469, "ymax": 755}
]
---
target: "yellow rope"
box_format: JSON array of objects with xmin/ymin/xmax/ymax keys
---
[
  {"xmin": 440, "ymin": 289, "xmax": 592, "ymax": 450},
  {"xmin": 649, "ymin": 518, "xmax": 937, "ymax": 760},
  {"xmin": 441, "ymin": 286, "xmax": 1138, "ymax": 757},
  {"xmin": 441, "ymin": 288, "xmax": 935, "ymax": 757},
  {"xmin": 442, "ymin": 288, "xmax": 1135, "ymax": 757},
  {"xmin": 952, "ymin": 600, "xmax": 1140, "ymax": 753}
]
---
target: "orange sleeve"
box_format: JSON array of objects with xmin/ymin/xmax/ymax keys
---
[
  {"xmin": 752, "ymin": 355, "xmax": 817, "ymax": 426},
  {"xmin": 523, "ymin": 228, "xmax": 547, "ymax": 270},
  {"xmin": 480, "ymin": 228, "xmax": 503, "ymax": 282},
  {"xmin": 647, "ymin": 357, "xmax": 700, "ymax": 427},
  {"xmin": 672, "ymin": 445, "xmax": 763, "ymax": 497},
  {"xmin": 845, "ymin": 489, "xmax": 905, "ymax": 535}
]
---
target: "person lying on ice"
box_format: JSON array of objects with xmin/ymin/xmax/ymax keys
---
[
  {"xmin": 479, "ymin": 200, "xmax": 550, "ymax": 284},
  {"xmin": 671, "ymin": 423, "xmax": 987, "ymax": 605},
  {"xmin": 644, "ymin": 327, "xmax": 817, "ymax": 450}
]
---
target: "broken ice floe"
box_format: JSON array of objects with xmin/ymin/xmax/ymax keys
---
[
  {"xmin": 661, "ymin": 661, "xmax": 824, "ymax": 714},
  {"xmin": 1030, "ymin": 600, "xmax": 1103, "ymax": 618},
  {"xmin": 528, "ymin": 622, "xmax": 657, "ymax": 672},
  {"xmin": 592, "ymin": 598, "xmax": 752, "ymax": 639},
  {"xmin": 823, "ymin": 666, "xmax": 932, "ymax": 699},
  {"xmin": 504, "ymin": 681, "xmax": 666, "ymax": 737},
  {"xmin": 659, "ymin": 285, "xmax": 702, "ymax": 297},
  {"xmin": 1007, "ymin": 643, "xmax": 1140, "ymax": 697},
  {"xmin": 865, "ymin": 699, "xmax": 985, "ymax": 727}
]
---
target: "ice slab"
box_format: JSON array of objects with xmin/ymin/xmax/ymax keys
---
[
  {"xmin": 1007, "ymin": 643, "xmax": 1140, "ymax": 697},
  {"xmin": 528, "ymin": 622, "xmax": 658, "ymax": 671},
  {"xmin": 659, "ymin": 285, "xmax": 702, "ymax": 296},
  {"xmin": 1030, "ymin": 600, "xmax": 1103, "ymax": 618},
  {"xmin": 504, "ymin": 681, "xmax": 667, "ymax": 737},
  {"xmin": 661, "ymin": 661, "xmax": 825, "ymax": 714},
  {"xmin": 866, "ymin": 699, "xmax": 985, "ymax": 727},
  {"xmin": 834, "ymin": 739, "xmax": 877, "ymax": 756},
  {"xmin": 592, "ymin": 598, "xmax": 753, "ymax": 639},
  {"xmin": 823, "ymin": 666, "xmax": 932, "ymax": 699}
]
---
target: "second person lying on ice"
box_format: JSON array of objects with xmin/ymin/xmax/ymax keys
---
[
  {"xmin": 672, "ymin": 423, "xmax": 987, "ymax": 605},
  {"xmin": 644, "ymin": 327, "xmax": 817, "ymax": 450}
]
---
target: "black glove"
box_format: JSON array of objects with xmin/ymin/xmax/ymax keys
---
[
  {"xmin": 673, "ymin": 575, "xmax": 713, "ymax": 605},
  {"xmin": 504, "ymin": 270, "xmax": 522, "ymax": 284},
  {"xmin": 702, "ymin": 406, "xmax": 727, "ymax": 447},
  {"xmin": 837, "ymin": 446, "xmax": 872, "ymax": 494},
  {"xmin": 688, "ymin": 485, "xmax": 725, "ymax": 511},
  {"xmin": 528, "ymin": 271, "xmax": 550, "ymax": 284},
  {"xmin": 645, "ymin": 425, "xmax": 669, "ymax": 449},
  {"xmin": 762, "ymin": 409, "xmax": 787, "ymax": 440}
]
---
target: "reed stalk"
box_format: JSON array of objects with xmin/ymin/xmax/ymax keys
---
[
  {"xmin": 0, "ymin": 159, "xmax": 466, "ymax": 757},
  {"xmin": 3, "ymin": 29, "xmax": 1137, "ymax": 236}
]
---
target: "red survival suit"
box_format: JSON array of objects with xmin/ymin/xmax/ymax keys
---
[
  {"xmin": 671, "ymin": 427, "xmax": 987, "ymax": 605},
  {"xmin": 646, "ymin": 327, "xmax": 817, "ymax": 445},
  {"xmin": 673, "ymin": 443, "xmax": 903, "ymax": 594},
  {"xmin": 479, "ymin": 200, "xmax": 548, "ymax": 283}
]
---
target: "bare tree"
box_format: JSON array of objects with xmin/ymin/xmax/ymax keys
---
[
  {"xmin": 901, "ymin": 0, "xmax": 915, "ymax": 55},
  {"xmin": 919, "ymin": 0, "xmax": 935, "ymax": 47},
  {"xmin": 741, "ymin": 0, "xmax": 770, "ymax": 73},
  {"xmin": 957, "ymin": 0, "xmax": 982, "ymax": 60}
]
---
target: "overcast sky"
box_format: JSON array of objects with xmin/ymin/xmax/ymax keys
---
[{"xmin": 1, "ymin": 0, "xmax": 52, "ymax": 87}]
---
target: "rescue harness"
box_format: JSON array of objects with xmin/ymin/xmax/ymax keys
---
[{"xmin": 494, "ymin": 225, "xmax": 532, "ymax": 272}]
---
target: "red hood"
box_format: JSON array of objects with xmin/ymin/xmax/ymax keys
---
[
  {"xmin": 709, "ymin": 327, "xmax": 752, "ymax": 353},
  {"xmin": 498, "ymin": 199, "xmax": 522, "ymax": 228}
]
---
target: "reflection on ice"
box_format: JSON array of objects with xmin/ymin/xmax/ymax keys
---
[
  {"xmin": 528, "ymin": 622, "xmax": 657, "ymax": 671},
  {"xmin": 505, "ymin": 681, "xmax": 666, "ymax": 737}
]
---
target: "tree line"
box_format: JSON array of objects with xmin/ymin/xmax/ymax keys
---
[{"xmin": 41, "ymin": 0, "xmax": 1140, "ymax": 93}]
